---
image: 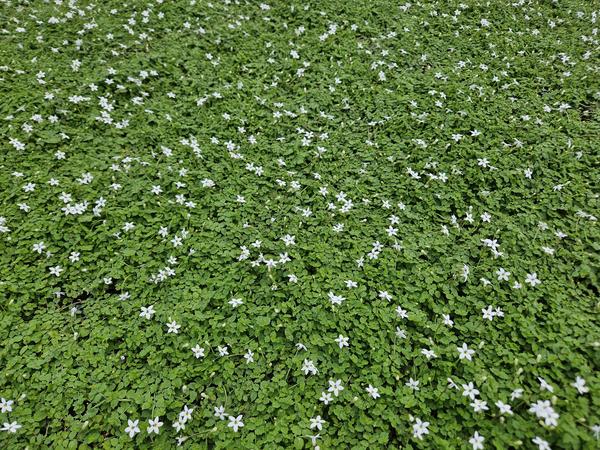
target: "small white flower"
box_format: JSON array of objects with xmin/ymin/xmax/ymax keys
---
[
  {"xmin": 328, "ymin": 379, "xmax": 344, "ymax": 396},
  {"xmin": 462, "ymin": 382, "xmax": 479, "ymax": 400},
  {"xmin": 532, "ymin": 436, "xmax": 552, "ymax": 450},
  {"xmin": 214, "ymin": 405, "xmax": 227, "ymax": 420},
  {"xmin": 309, "ymin": 415, "xmax": 326, "ymax": 431},
  {"xmin": 147, "ymin": 417, "xmax": 163, "ymax": 434},
  {"xmin": 179, "ymin": 405, "xmax": 193, "ymax": 423},
  {"xmin": 166, "ymin": 320, "xmax": 181, "ymax": 334},
  {"xmin": 49, "ymin": 265, "xmax": 63, "ymax": 276},
  {"xmin": 571, "ymin": 376, "xmax": 589, "ymax": 395},
  {"xmin": 124, "ymin": 419, "xmax": 140, "ymax": 438},
  {"xmin": 1, "ymin": 421, "xmax": 21, "ymax": 433},
  {"xmin": 140, "ymin": 305, "xmax": 155, "ymax": 319},
  {"xmin": 334, "ymin": 334, "xmax": 349, "ymax": 349},
  {"xmin": 412, "ymin": 418, "xmax": 429, "ymax": 440},
  {"xmin": 319, "ymin": 392, "xmax": 332, "ymax": 405},
  {"xmin": 227, "ymin": 415, "xmax": 244, "ymax": 432},
  {"xmin": 469, "ymin": 431, "xmax": 485, "ymax": 450},
  {"xmin": 0, "ymin": 398, "xmax": 14, "ymax": 413},
  {"xmin": 301, "ymin": 359, "xmax": 317, "ymax": 375},
  {"xmin": 525, "ymin": 272, "xmax": 541, "ymax": 287},
  {"xmin": 366, "ymin": 385, "xmax": 380, "ymax": 399},
  {"xmin": 191, "ymin": 345, "xmax": 205, "ymax": 358},
  {"xmin": 421, "ymin": 348, "xmax": 436, "ymax": 359},
  {"xmin": 495, "ymin": 400, "xmax": 513, "ymax": 415},
  {"xmin": 406, "ymin": 378, "xmax": 420, "ymax": 391},
  {"xmin": 229, "ymin": 297, "xmax": 243, "ymax": 308},
  {"xmin": 457, "ymin": 343, "xmax": 475, "ymax": 361},
  {"xmin": 538, "ymin": 377, "xmax": 554, "ymax": 393}
]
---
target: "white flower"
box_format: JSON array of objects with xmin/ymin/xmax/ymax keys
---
[
  {"xmin": 244, "ymin": 350, "xmax": 254, "ymax": 363},
  {"xmin": 496, "ymin": 267, "xmax": 510, "ymax": 281},
  {"xmin": 532, "ymin": 436, "xmax": 552, "ymax": 450},
  {"xmin": 147, "ymin": 417, "xmax": 163, "ymax": 434},
  {"xmin": 309, "ymin": 415, "xmax": 325, "ymax": 431},
  {"xmin": 49, "ymin": 266, "xmax": 63, "ymax": 276},
  {"xmin": 328, "ymin": 379, "xmax": 344, "ymax": 396},
  {"xmin": 227, "ymin": 415, "xmax": 244, "ymax": 432},
  {"xmin": 470, "ymin": 399, "xmax": 489, "ymax": 413},
  {"xmin": 571, "ymin": 376, "xmax": 589, "ymax": 394},
  {"xmin": 166, "ymin": 320, "xmax": 181, "ymax": 334},
  {"xmin": 495, "ymin": 400, "xmax": 513, "ymax": 415},
  {"xmin": 462, "ymin": 382, "xmax": 479, "ymax": 400},
  {"xmin": 396, "ymin": 306, "xmax": 408, "ymax": 319},
  {"xmin": 510, "ymin": 389, "xmax": 523, "ymax": 400},
  {"xmin": 281, "ymin": 234, "xmax": 295, "ymax": 246},
  {"xmin": 421, "ymin": 348, "xmax": 436, "ymax": 359},
  {"xmin": 457, "ymin": 343, "xmax": 475, "ymax": 361},
  {"xmin": 0, "ymin": 398, "xmax": 13, "ymax": 413},
  {"xmin": 140, "ymin": 305, "xmax": 155, "ymax": 319},
  {"xmin": 190, "ymin": 344, "xmax": 205, "ymax": 359},
  {"xmin": 412, "ymin": 418, "xmax": 429, "ymax": 440},
  {"xmin": 525, "ymin": 272, "xmax": 541, "ymax": 287},
  {"xmin": 124, "ymin": 419, "xmax": 140, "ymax": 438},
  {"xmin": 538, "ymin": 377, "xmax": 554, "ymax": 393},
  {"xmin": 469, "ymin": 431, "xmax": 485, "ymax": 449},
  {"xmin": 229, "ymin": 297, "xmax": 243, "ymax": 308},
  {"xmin": 1, "ymin": 422, "xmax": 21, "ymax": 433},
  {"xmin": 179, "ymin": 405, "xmax": 193, "ymax": 423},
  {"xmin": 123, "ymin": 222, "xmax": 135, "ymax": 232},
  {"xmin": 214, "ymin": 405, "xmax": 227, "ymax": 420},
  {"xmin": 406, "ymin": 378, "xmax": 420, "ymax": 391},
  {"xmin": 366, "ymin": 385, "xmax": 380, "ymax": 399},
  {"xmin": 172, "ymin": 420, "xmax": 185, "ymax": 432},
  {"xmin": 319, "ymin": 392, "xmax": 332, "ymax": 405},
  {"xmin": 301, "ymin": 359, "xmax": 318, "ymax": 375},
  {"xmin": 443, "ymin": 314, "xmax": 454, "ymax": 327},
  {"xmin": 334, "ymin": 334, "xmax": 349, "ymax": 349},
  {"xmin": 327, "ymin": 291, "xmax": 345, "ymax": 306}
]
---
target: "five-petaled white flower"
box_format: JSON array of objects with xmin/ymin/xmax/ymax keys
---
[
  {"xmin": 191, "ymin": 345, "xmax": 205, "ymax": 358},
  {"xmin": 214, "ymin": 405, "xmax": 227, "ymax": 420},
  {"xmin": 412, "ymin": 418, "xmax": 429, "ymax": 440},
  {"xmin": 124, "ymin": 419, "xmax": 140, "ymax": 438},
  {"xmin": 334, "ymin": 334, "xmax": 349, "ymax": 349},
  {"xmin": 328, "ymin": 379, "xmax": 344, "ymax": 396},
  {"xmin": 166, "ymin": 320, "xmax": 181, "ymax": 334},
  {"xmin": 469, "ymin": 431, "xmax": 485, "ymax": 450},
  {"xmin": 366, "ymin": 384, "xmax": 381, "ymax": 399},
  {"xmin": 309, "ymin": 415, "xmax": 325, "ymax": 431},
  {"xmin": 140, "ymin": 305, "xmax": 155, "ymax": 319},
  {"xmin": 147, "ymin": 417, "xmax": 163, "ymax": 434},
  {"xmin": 227, "ymin": 415, "xmax": 244, "ymax": 432},
  {"xmin": 462, "ymin": 382, "xmax": 479, "ymax": 400},
  {"xmin": 457, "ymin": 343, "xmax": 475, "ymax": 361},
  {"xmin": 0, "ymin": 398, "xmax": 13, "ymax": 413}
]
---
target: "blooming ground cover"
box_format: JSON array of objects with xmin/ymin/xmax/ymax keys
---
[{"xmin": 0, "ymin": 0, "xmax": 599, "ymax": 448}]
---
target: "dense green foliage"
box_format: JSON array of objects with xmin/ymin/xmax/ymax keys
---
[{"xmin": 0, "ymin": 0, "xmax": 599, "ymax": 448}]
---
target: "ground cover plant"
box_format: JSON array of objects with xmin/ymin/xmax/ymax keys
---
[{"xmin": 0, "ymin": 0, "xmax": 599, "ymax": 448}]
